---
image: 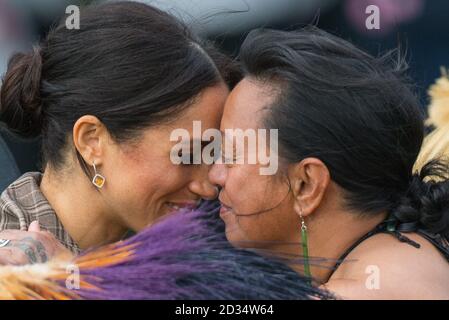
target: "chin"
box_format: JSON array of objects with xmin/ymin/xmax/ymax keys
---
[{"xmin": 224, "ymin": 226, "xmax": 253, "ymax": 249}]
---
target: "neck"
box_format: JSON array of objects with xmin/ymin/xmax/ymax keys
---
[
  {"xmin": 40, "ymin": 167, "xmax": 128, "ymax": 250},
  {"xmin": 267, "ymin": 209, "xmax": 387, "ymax": 285},
  {"xmin": 304, "ymin": 210, "xmax": 387, "ymax": 284}
]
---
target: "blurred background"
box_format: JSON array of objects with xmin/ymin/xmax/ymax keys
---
[{"xmin": 1, "ymin": 0, "xmax": 449, "ymax": 190}]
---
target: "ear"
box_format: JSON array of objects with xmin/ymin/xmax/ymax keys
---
[
  {"xmin": 288, "ymin": 158, "xmax": 330, "ymax": 218},
  {"xmin": 73, "ymin": 115, "xmax": 108, "ymax": 166}
]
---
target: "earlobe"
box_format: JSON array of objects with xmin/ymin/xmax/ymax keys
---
[{"xmin": 293, "ymin": 200, "xmax": 303, "ymax": 217}]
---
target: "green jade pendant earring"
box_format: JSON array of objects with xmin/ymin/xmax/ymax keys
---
[{"xmin": 300, "ymin": 212, "xmax": 312, "ymax": 282}]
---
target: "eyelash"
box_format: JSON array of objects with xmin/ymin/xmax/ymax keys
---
[
  {"xmin": 178, "ymin": 141, "xmax": 214, "ymax": 166},
  {"xmin": 176, "ymin": 143, "xmax": 238, "ymax": 166},
  {"xmin": 178, "ymin": 151, "xmax": 196, "ymax": 166},
  {"xmin": 219, "ymin": 149, "xmax": 237, "ymax": 166}
]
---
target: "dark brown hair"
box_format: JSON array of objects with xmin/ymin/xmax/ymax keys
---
[
  {"xmin": 0, "ymin": 1, "xmax": 240, "ymax": 171},
  {"xmin": 239, "ymin": 27, "xmax": 449, "ymax": 238}
]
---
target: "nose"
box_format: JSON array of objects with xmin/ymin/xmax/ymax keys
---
[
  {"xmin": 188, "ymin": 165, "xmax": 220, "ymax": 200},
  {"xmin": 208, "ymin": 162, "xmax": 226, "ymax": 189}
]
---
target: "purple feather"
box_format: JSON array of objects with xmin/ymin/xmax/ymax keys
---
[{"xmin": 72, "ymin": 202, "xmax": 333, "ymax": 300}]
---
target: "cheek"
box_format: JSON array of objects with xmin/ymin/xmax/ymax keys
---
[
  {"xmin": 225, "ymin": 166, "xmax": 262, "ymax": 211},
  {"xmin": 226, "ymin": 204, "xmax": 297, "ymax": 247},
  {"xmin": 226, "ymin": 166, "xmax": 283, "ymax": 214},
  {"xmin": 224, "ymin": 167, "xmax": 296, "ymax": 244},
  {"xmin": 118, "ymin": 158, "xmax": 189, "ymax": 202},
  {"xmin": 103, "ymin": 146, "xmax": 191, "ymax": 213}
]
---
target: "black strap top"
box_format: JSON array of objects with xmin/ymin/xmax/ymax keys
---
[{"xmin": 330, "ymin": 216, "xmax": 449, "ymax": 276}]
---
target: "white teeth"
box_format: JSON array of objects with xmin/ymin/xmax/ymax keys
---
[{"xmin": 167, "ymin": 203, "xmax": 186, "ymax": 211}]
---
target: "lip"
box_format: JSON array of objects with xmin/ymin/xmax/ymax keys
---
[
  {"xmin": 218, "ymin": 197, "xmax": 233, "ymax": 218},
  {"xmin": 219, "ymin": 205, "xmax": 232, "ymax": 218}
]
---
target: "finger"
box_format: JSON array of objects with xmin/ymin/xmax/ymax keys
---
[
  {"xmin": 0, "ymin": 229, "xmax": 40, "ymax": 242},
  {"xmin": 28, "ymin": 221, "xmax": 41, "ymax": 232},
  {"xmin": 0, "ymin": 256, "xmax": 14, "ymax": 265},
  {"xmin": 0, "ymin": 248, "xmax": 28, "ymax": 266},
  {"xmin": 0, "ymin": 248, "xmax": 13, "ymax": 265}
]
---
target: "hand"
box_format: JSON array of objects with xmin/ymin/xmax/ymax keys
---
[{"xmin": 0, "ymin": 221, "xmax": 73, "ymax": 265}]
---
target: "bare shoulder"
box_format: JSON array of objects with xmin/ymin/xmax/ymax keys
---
[{"xmin": 324, "ymin": 232, "xmax": 449, "ymax": 299}]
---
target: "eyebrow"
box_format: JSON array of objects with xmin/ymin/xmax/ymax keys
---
[{"xmin": 221, "ymin": 130, "xmax": 237, "ymax": 140}]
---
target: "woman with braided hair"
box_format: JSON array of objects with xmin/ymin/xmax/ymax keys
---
[{"xmin": 209, "ymin": 27, "xmax": 449, "ymax": 299}]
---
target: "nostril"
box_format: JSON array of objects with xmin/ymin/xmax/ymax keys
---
[{"xmin": 212, "ymin": 186, "xmax": 220, "ymax": 199}]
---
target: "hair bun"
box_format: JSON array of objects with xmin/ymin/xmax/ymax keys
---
[
  {"xmin": 0, "ymin": 46, "xmax": 44, "ymax": 137},
  {"xmin": 393, "ymin": 160, "xmax": 449, "ymax": 238}
]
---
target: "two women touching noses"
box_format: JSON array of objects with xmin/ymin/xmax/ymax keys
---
[{"xmin": 1, "ymin": 2, "xmax": 449, "ymax": 299}]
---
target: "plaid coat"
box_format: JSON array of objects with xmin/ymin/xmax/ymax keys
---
[{"xmin": 0, "ymin": 172, "xmax": 80, "ymax": 254}]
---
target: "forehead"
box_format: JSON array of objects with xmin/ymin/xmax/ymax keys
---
[
  {"xmin": 152, "ymin": 84, "xmax": 229, "ymax": 134},
  {"xmin": 221, "ymin": 78, "xmax": 277, "ymax": 130},
  {"xmin": 129, "ymin": 84, "xmax": 229, "ymax": 150},
  {"xmin": 179, "ymin": 84, "xmax": 229, "ymax": 125}
]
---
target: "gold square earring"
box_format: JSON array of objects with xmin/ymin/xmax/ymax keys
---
[{"xmin": 92, "ymin": 161, "xmax": 106, "ymax": 189}]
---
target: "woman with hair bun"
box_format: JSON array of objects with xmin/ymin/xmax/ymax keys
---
[{"xmin": 0, "ymin": 1, "xmax": 239, "ymax": 264}]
